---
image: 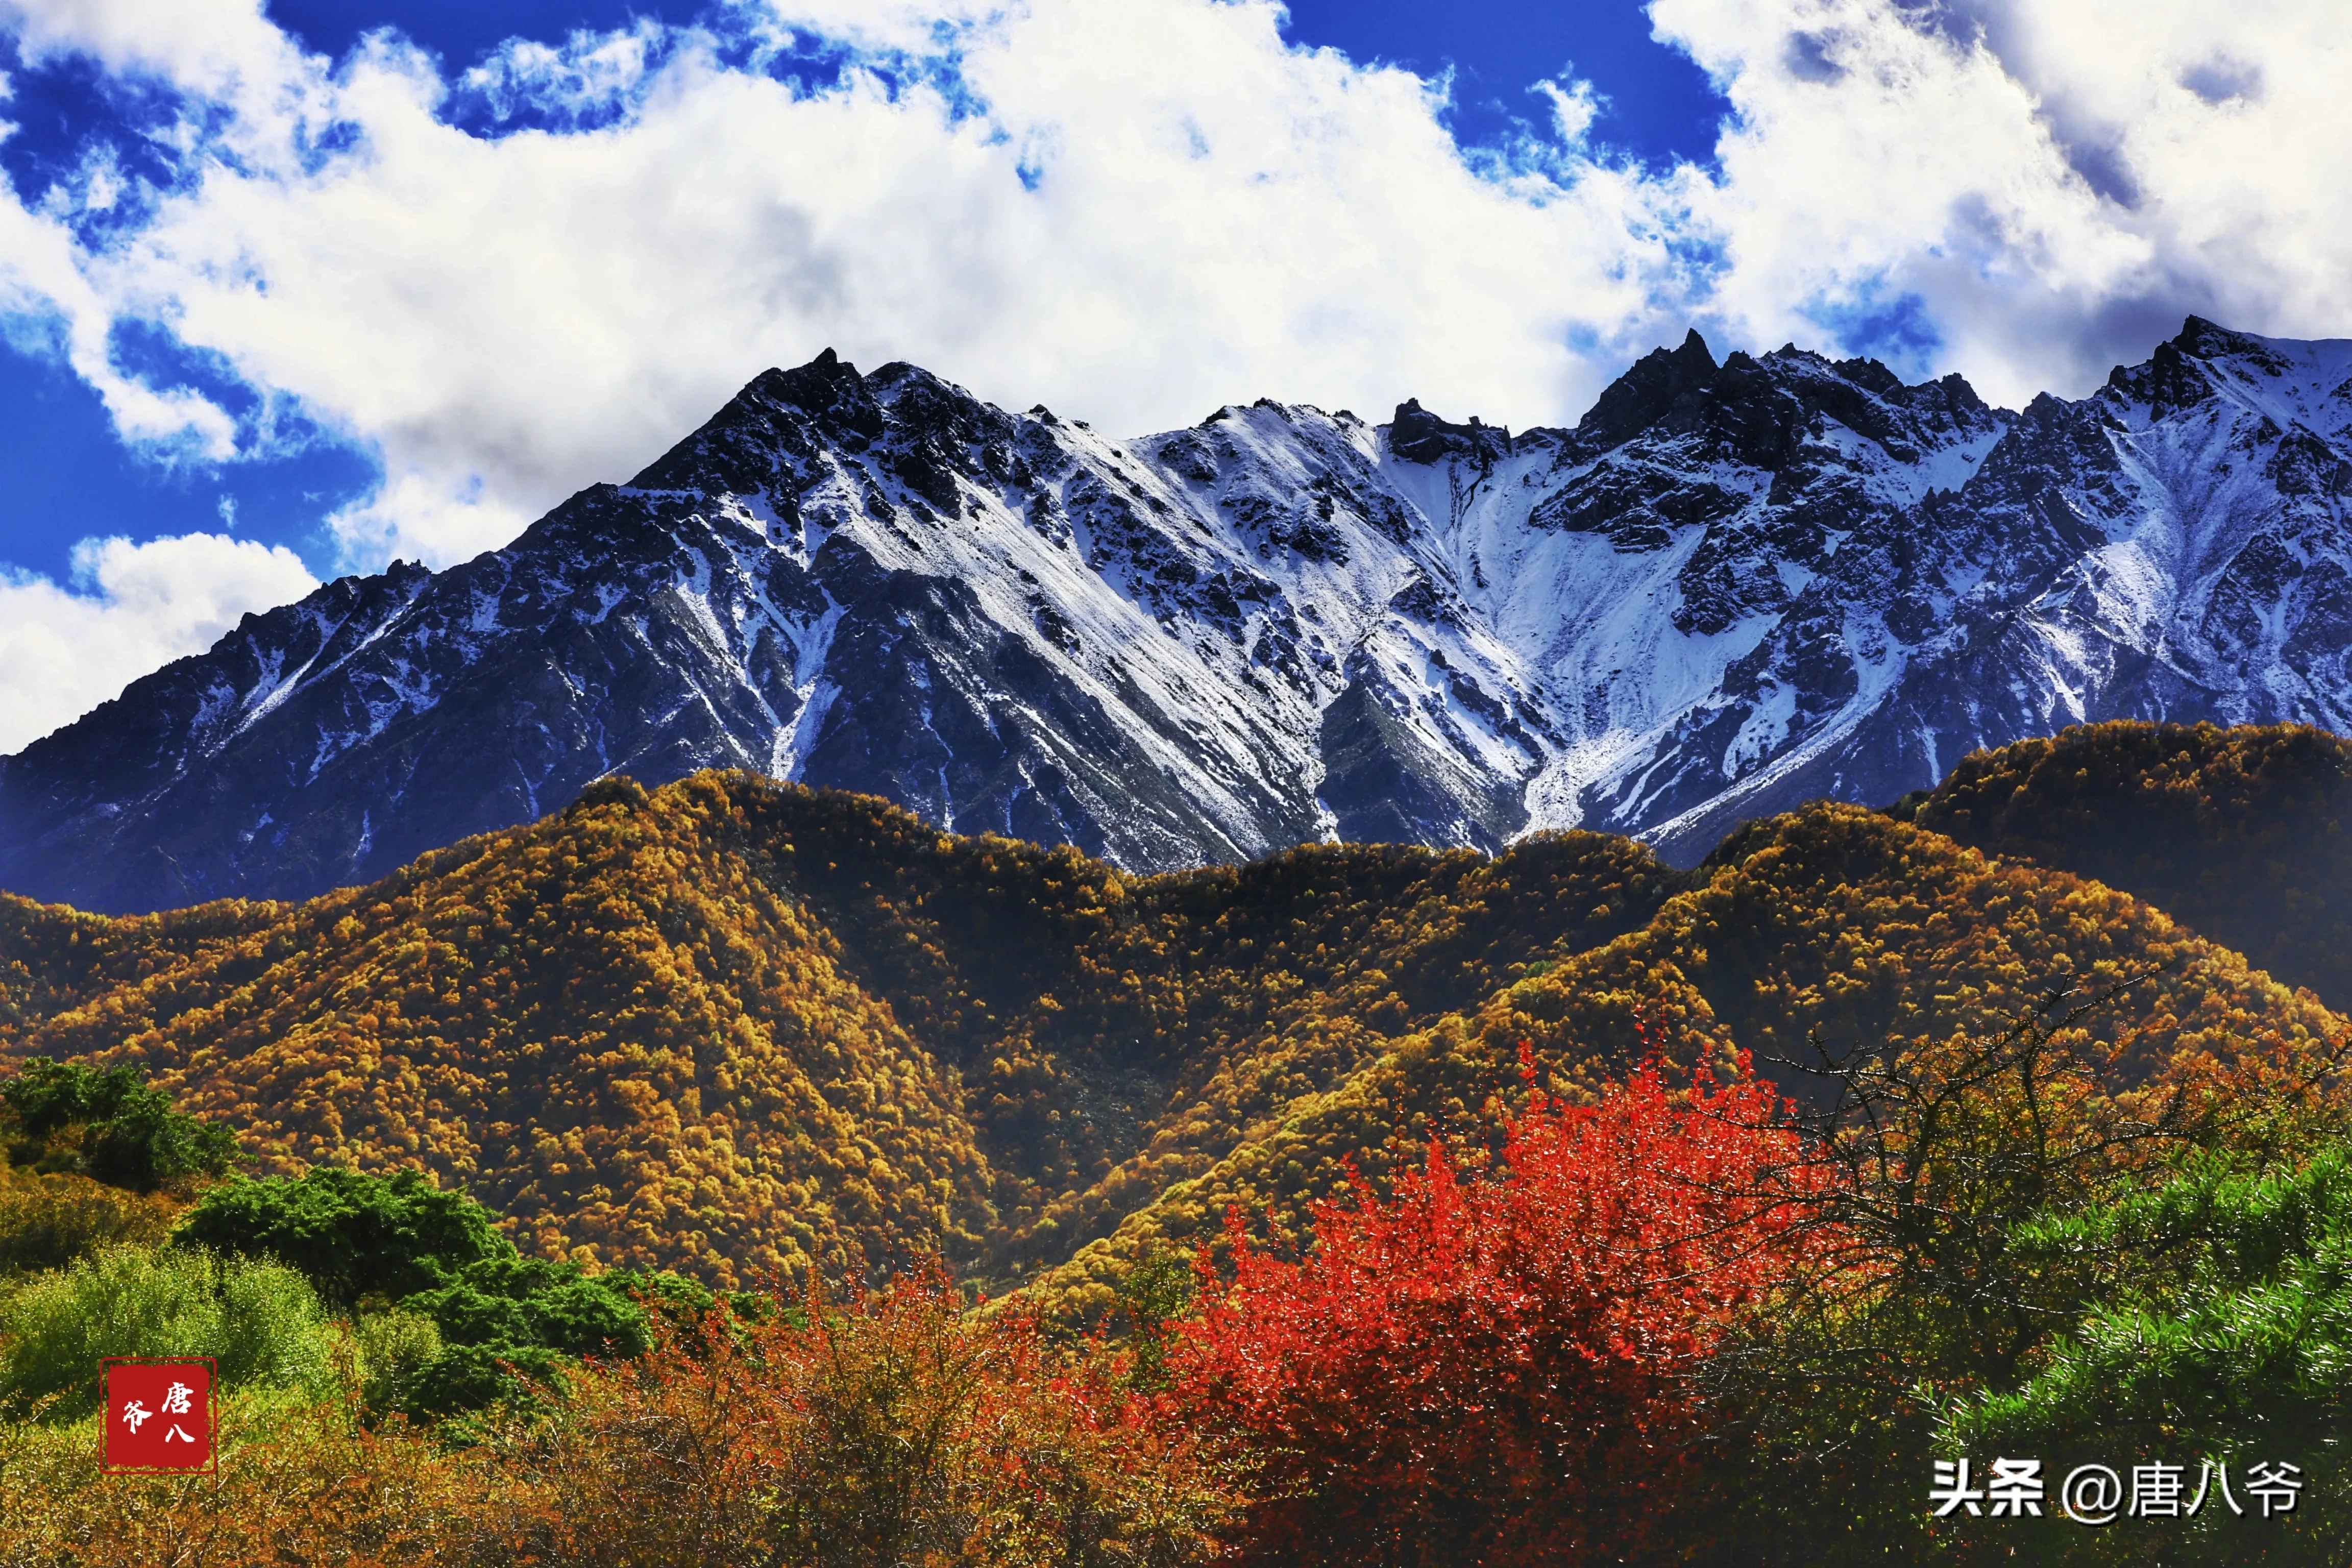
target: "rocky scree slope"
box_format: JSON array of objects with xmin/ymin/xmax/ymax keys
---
[{"xmin": 3, "ymin": 318, "xmax": 2348, "ymax": 912}]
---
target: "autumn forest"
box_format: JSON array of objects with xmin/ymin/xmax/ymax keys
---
[{"xmin": 6, "ymin": 721, "xmax": 2352, "ymax": 1563}]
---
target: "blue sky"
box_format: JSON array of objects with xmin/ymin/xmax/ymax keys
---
[
  {"xmin": 265, "ymin": 0, "xmax": 1729, "ymax": 163},
  {"xmin": 0, "ymin": 1, "xmax": 1715, "ymax": 587},
  {"xmin": 0, "ymin": 0, "xmax": 2340, "ymax": 751},
  {"xmin": 1280, "ymin": 0, "xmax": 1724, "ymax": 168},
  {"xmin": 0, "ymin": 0, "xmax": 1722, "ymax": 585}
]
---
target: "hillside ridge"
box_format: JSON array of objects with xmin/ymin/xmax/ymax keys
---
[{"xmin": 8, "ymin": 724, "xmax": 2347, "ymax": 1297}]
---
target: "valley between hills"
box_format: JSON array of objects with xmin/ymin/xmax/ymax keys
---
[{"xmin": 5, "ymin": 719, "xmax": 2349, "ymax": 1313}]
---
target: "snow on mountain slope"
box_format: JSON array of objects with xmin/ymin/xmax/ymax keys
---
[
  {"xmin": 3, "ymin": 318, "xmax": 2346, "ymax": 912},
  {"xmin": 1632, "ymin": 318, "xmax": 2352, "ymax": 856}
]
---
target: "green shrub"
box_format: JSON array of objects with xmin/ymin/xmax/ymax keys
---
[
  {"xmin": 174, "ymin": 1167, "xmax": 510, "ymax": 1307},
  {"xmin": 1112, "ymin": 1242, "xmax": 1196, "ymax": 1390},
  {"xmin": 600, "ymin": 1266, "xmax": 719, "ymax": 1322},
  {"xmin": 397, "ymin": 1341, "xmax": 567, "ymax": 1423},
  {"xmin": 1952, "ymin": 1146, "xmax": 2352, "ymax": 1454},
  {"xmin": 0, "ymin": 1057, "xmax": 237, "ymax": 1192},
  {"xmin": 0, "ymin": 1167, "xmax": 181, "ymax": 1278},
  {"xmin": 0, "ymin": 1243, "xmax": 339, "ymax": 1420},
  {"xmin": 386, "ymin": 1256, "xmax": 713, "ymax": 1418},
  {"xmin": 2, "ymin": 1058, "xmax": 134, "ymax": 1139},
  {"xmin": 82, "ymin": 1086, "xmax": 239, "ymax": 1190},
  {"xmin": 404, "ymin": 1254, "xmax": 653, "ymax": 1359},
  {"xmin": 354, "ymin": 1306, "xmax": 445, "ymax": 1416},
  {"xmin": 177, "ymin": 1167, "xmax": 717, "ymax": 1420},
  {"xmin": 1922, "ymin": 1148, "xmax": 2352, "ymax": 1562}
]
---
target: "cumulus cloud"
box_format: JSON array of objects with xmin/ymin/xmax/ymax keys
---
[
  {"xmin": 0, "ymin": 533, "xmax": 318, "ymax": 752},
  {"xmin": 1654, "ymin": 0, "xmax": 2352, "ymax": 403},
  {"xmin": 0, "ymin": 0, "xmax": 2345, "ymax": 578},
  {"xmin": 0, "ymin": 0, "xmax": 1698, "ymax": 569}
]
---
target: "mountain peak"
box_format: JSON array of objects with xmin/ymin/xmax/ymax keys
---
[
  {"xmin": 630, "ymin": 350, "xmax": 887, "ymax": 493},
  {"xmin": 6, "ymin": 322, "xmax": 2351, "ymax": 912},
  {"xmin": 2172, "ymin": 314, "xmax": 2265, "ymax": 360},
  {"xmin": 1388, "ymin": 398, "xmax": 1511, "ymax": 465},
  {"xmin": 1575, "ymin": 328, "xmax": 1720, "ymax": 448},
  {"xmin": 2096, "ymin": 316, "xmax": 2294, "ymax": 416}
]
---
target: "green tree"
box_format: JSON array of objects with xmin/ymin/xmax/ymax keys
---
[
  {"xmin": 179, "ymin": 1167, "xmax": 717, "ymax": 1420},
  {"xmin": 1943, "ymin": 1147, "xmax": 2352, "ymax": 1561},
  {"xmin": 175, "ymin": 1167, "xmax": 509, "ymax": 1308},
  {"xmin": 0, "ymin": 1244, "xmax": 337, "ymax": 1420},
  {"xmin": 0, "ymin": 1057, "xmax": 237, "ymax": 1192}
]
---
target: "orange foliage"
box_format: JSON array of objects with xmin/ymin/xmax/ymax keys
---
[
  {"xmin": 1036, "ymin": 801, "xmax": 2349, "ymax": 1313},
  {"xmin": 509, "ymin": 1276, "xmax": 1239, "ymax": 1566},
  {"xmin": 0, "ymin": 1395, "xmax": 507, "ymax": 1567},
  {"xmin": 0, "ymin": 1282, "xmax": 1239, "ymax": 1568},
  {"xmin": 3, "ymin": 767, "xmax": 2344, "ymax": 1312},
  {"xmin": 0, "ymin": 774, "xmax": 1667, "ymax": 1289}
]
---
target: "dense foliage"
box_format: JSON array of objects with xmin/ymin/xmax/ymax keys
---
[
  {"xmin": 175, "ymin": 1167, "xmax": 711, "ymax": 1419},
  {"xmin": 1175, "ymin": 1050, "xmax": 1822, "ymax": 1566},
  {"xmin": 1, "ymin": 1056, "xmax": 237, "ymax": 1191},
  {"xmin": 1035, "ymin": 796, "xmax": 2349, "ymax": 1315},
  {"xmin": 0, "ymin": 1164, "xmax": 180, "ymax": 1277},
  {"xmin": 0, "ymin": 1271, "xmax": 1239, "ymax": 1568},
  {"xmin": 5, "ymin": 735, "xmax": 2352, "ymax": 1560},
  {"xmin": 1967, "ymin": 1149, "xmax": 2352, "ymax": 1453},
  {"xmin": 0, "ymin": 774, "xmax": 1675, "ymax": 1287},
  {"xmin": 0, "ymin": 1061, "xmax": 221, "ymax": 1279},
  {"xmin": 179, "ymin": 1167, "xmax": 514, "ymax": 1307},
  {"xmin": 1939, "ymin": 1148, "xmax": 2352, "ymax": 1561},
  {"xmin": 1897, "ymin": 721, "xmax": 2352, "ymax": 1009},
  {"xmin": 0, "ymin": 1008, "xmax": 2342, "ymax": 1562},
  {"xmin": 0, "ymin": 1244, "xmax": 337, "ymax": 1420},
  {"xmin": 5, "ymin": 765, "xmax": 2338, "ymax": 1313},
  {"xmin": 0, "ymin": 898, "xmax": 274, "ymax": 1043}
]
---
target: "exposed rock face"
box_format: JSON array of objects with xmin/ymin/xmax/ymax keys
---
[{"xmin": 4, "ymin": 320, "xmax": 2349, "ymax": 912}]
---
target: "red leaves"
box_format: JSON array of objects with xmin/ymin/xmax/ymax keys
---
[{"xmin": 1171, "ymin": 1046, "xmax": 1822, "ymax": 1566}]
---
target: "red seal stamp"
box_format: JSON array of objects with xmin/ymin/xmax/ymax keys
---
[{"xmin": 102, "ymin": 1358, "xmax": 215, "ymax": 1473}]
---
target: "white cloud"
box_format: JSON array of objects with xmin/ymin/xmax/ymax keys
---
[
  {"xmin": 0, "ymin": 0, "xmax": 1697, "ymax": 571},
  {"xmin": 0, "ymin": 0, "xmax": 289, "ymax": 90},
  {"xmin": 0, "ymin": 0, "xmax": 2342, "ymax": 609},
  {"xmin": 1653, "ymin": 0, "xmax": 2352, "ymax": 404},
  {"xmin": 0, "ymin": 533, "xmax": 318, "ymax": 753}
]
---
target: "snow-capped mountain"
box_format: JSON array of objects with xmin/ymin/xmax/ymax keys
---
[{"xmin": 4, "ymin": 317, "xmax": 2349, "ymax": 913}]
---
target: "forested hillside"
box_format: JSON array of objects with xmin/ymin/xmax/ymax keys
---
[
  {"xmin": 6, "ymin": 744, "xmax": 2347, "ymax": 1305},
  {"xmin": 1894, "ymin": 722, "xmax": 2352, "ymax": 1010},
  {"xmin": 0, "ymin": 775, "xmax": 1672, "ymax": 1286},
  {"xmin": 1037, "ymin": 796, "xmax": 2351, "ymax": 1310}
]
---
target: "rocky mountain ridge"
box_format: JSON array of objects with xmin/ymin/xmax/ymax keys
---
[{"xmin": 3, "ymin": 316, "xmax": 2348, "ymax": 912}]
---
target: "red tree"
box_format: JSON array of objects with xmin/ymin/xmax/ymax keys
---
[{"xmin": 1171, "ymin": 1048, "xmax": 1822, "ymax": 1567}]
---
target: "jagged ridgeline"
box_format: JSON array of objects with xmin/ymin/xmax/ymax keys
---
[
  {"xmin": 3, "ymin": 733, "xmax": 2348, "ymax": 1302},
  {"xmin": 9, "ymin": 319, "xmax": 2352, "ymax": 918}
]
